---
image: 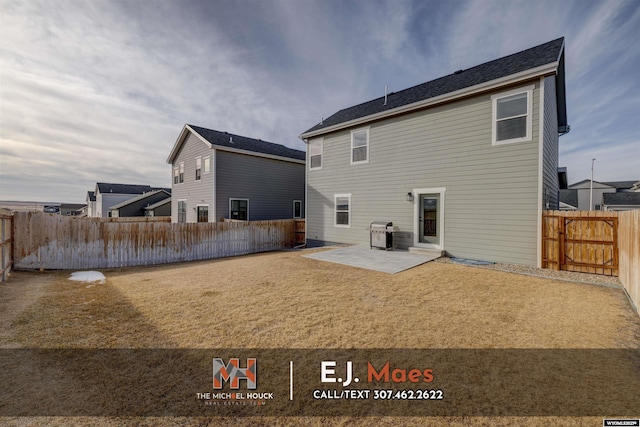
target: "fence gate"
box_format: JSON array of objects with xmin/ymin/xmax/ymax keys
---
[{"xmin": 542, "ymin": 211, "xmax": 618, "ymax": 276}]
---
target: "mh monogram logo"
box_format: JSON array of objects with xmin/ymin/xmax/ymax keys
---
[{"xmin": 212, "ymin": 358, "xmax": 257, "ymax": 389}]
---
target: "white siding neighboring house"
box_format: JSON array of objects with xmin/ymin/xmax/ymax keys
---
[
  {"xmin": 299, "ymin": 38, "xmax": 570, "ymax": 267},
  {"xmin": 567, "ymin": 180, "xmax": 639, "ymax": 211},
  {"xmin": 166, "ymin": 124, "xmax": 306, "ymax": 223},
  {"xmin": 86, "ymin": 191, "xmax": 96, "ymax": 217}
]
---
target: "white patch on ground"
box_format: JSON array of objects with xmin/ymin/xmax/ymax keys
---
[{"xmin": 69, "ymin": 271, "xmax": 106, "ymax": 287}]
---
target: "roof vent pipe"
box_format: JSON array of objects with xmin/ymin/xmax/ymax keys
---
[
  {"xmin": 384, "ymin": 84, "xmax": 388, "ymax": 106},
  {"xmin": 229, "ymin": 136, "xmax": 233, "ymax": 143}
]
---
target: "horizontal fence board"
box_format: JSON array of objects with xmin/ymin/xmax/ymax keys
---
[{"xmin": 13, "ymin": 212, "xmax": 300, "ymax": 270}]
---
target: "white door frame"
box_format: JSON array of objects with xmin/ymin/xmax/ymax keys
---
[{"xmin": 413, "ymin": 187, "xmax": 446, "ymax": 250}]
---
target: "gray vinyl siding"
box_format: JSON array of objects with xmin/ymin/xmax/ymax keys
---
[
  {"xmin": 307, "ymin": 82, "xmax": 542, "ymax": 265},
  {"xmin": 216, "ymin": 151, "xmax": 305, "ymax": 221},
  {"xmin": 170, "ymin": 132, "xmax": 215, "ymax": 222},
  {"xmin": 98, "ymin": 193, "xmax": 140, "ymax": 218},
  {"xmin": 542, "ymin": 76, "xmax": 560, "ymax": 210}
]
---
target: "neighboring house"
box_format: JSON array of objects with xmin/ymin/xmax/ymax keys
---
[
  {"xmin": 60, "ymin": 203, "xmax": 86, "ymax": 216},
  {"xmin": 299, "ymin": 38, "xmax": 569, "ymax": 267},
  {"xmin": 166, "ymin": 124, "xmax": 306, "ymax": 223},
  {"xmin": 86, "ymin": 191, "xmax": 96, "ymax": 217},
  {"xmin": 144, "ymin": 197, "xmax": 171, "ymax": 217},
  {"xmin": 108, "ymin": 189, "xmax": 171, "ymax": 218},
  {"xmin": 602, "ymin": 192, "xmax": 640, "ymax": 211},
  {"xmin": 568, "ymin": 179, "xmax": 638, "ymax": 211},
  {"xmin": 92, "ymin": 183, "xmax": 165, "ymax": 218},
  {"xmin": 559, "ymin": 189, "xmax": 578, "ymax": 210}
]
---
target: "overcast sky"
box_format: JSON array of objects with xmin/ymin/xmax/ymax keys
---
[{"xmin": 1, "ymin": 0, "xmax": 639, "ymax": 203}]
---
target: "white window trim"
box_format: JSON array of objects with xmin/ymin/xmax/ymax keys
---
[
  {"xmin": 195, "ymin": 157, "xmax": 202, "ymax": 181},
  {"xmin": 491, "ymin": 85, "xmax": 534, "ymax": 146},
  {"xmin": 179, "ymin": 162, "xmax": 184, "ymax": 183},
  {"xmin": 334, "ymin": 193, "xmax": 351, "ymax": 228},
  {"xmin": 412, "ymin": 187, "xmax": 446, "ymax": 250},
  {"xmin": 308, "ymin": 138, "xmax": 323, "ymax": 170},
  {"xmin": 203, "ymin": 156, "xmax": 211, "ymax": 174},
  {"xmin": 196, "ymin": 204, "xmax": 209, "ymax": 222},
  {"xmin": 173, "ymin": 167, "xmax": 179, "ymax": 185},
  {"xmin": 229, "ymin": 198, "xmax": 249, "ymax": 221},
  {"xmin": 350, "ymin": 127, "xmax": 370, "ymax": 165},
  {"xmin": 177, "ymin": 199, "xmax": 187, "ymax": 223},
  {"xmin": 293, "ymin": 200, "xmax": 302, "ymax": 219}
]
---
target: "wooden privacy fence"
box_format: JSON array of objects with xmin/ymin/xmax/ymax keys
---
[
  {"xmin": 542, "ymin": 210, "xmax": 618, "ymax": 276},
  {"xmin": 13, "ymin": 212, "xmax": 297, "ymax": 270},
  {"xmin": 0, "ymin": 209, "xmax": 12, "ymax": 282},
  {"xmin": 618, "ymin": 210, "xmax": 640, "ymax": 316}
]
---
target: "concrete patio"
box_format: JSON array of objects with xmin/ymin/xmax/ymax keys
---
[{"xmin": 302, "ymin": 245, "xmax": 441, "ymax": 274}]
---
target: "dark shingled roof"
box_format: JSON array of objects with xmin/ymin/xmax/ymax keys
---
[
  {"xmin": 603, "ymin": 192, "xmax": 640, "ymax": 206},
  {"xmin": 96, "ymin": 183, "xmax": 153, "ymax": 194},
  {"xmin": 303, "ymin": 38, "xmax": 564, "ymax": 135},
  {"xmin": 602, "ymin": 181, "xmax": 638, "ymax": 190},
  {"xmin": 189, "ymin": 125, "xmax": 305, "ymax": 161},
  {"xmin": 559, "ymin": 189, "xmax": 578, "ymax": 208},
  {"xmin": 87, "ymin": 191, "xmax": 96, "ymax": 202}
]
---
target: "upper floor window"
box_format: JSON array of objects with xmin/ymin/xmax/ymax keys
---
[
  {"xmin": 173, "ymin": 167, "xmax": 179, "ymax": 185},
  {"xmin": 293, "ymin": 200, "xmax": 302, "ymax": 219},
  {"xmin": 492, "ymin": 85, "xmax": 533, "ymax": 145},
  {"xmin": 351, "ymin": 128, "xmax": 369, "ymax": 164},
  {"xmin": 309, "ymin": 139, "xmax": 322, "ymax": 170},
  {"xmin": 204, "ymin": 156, "xmax": 211, "ymax": 174},
  {"xmin": 195, "ymin": 157, "xmax": 202, "ymax": 181},
  {"xmin": 179, "ymin": 162, "xmax": 184, "ymax": 183}
]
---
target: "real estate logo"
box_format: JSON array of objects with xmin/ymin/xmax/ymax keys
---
[{"xmin": 213, "ymin": 358, "xmax": 257, "ymax": 389}]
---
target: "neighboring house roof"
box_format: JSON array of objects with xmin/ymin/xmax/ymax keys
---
[
  {"xmin": 108, "ymin": 190, "xmax": 171, "ymax": 210},
  {"xmin": 601, "ymin": 181, "xmax": 638, "ymax": 191},
  {"xmin": 87, "ymin": 191, "xmax": 96, "ymax": 202},
  {"xmin": 167, "ymin": 124, "xmax": 306, "ymax": 164},
  {"xmin": 568, "ymin": 179, "xmax": 615, "ymax": 189},
  {"xmin": 301, "ymin": 37, "xmax": 565, "ymax": 137},
  {"xmin": 559, "ymin": 189, "xmax": 578, "ymax": 208},
  {"xmin": 96, "ymin": 183, "xmax": 154, "ymax": 195},
  {"xmin": 559, "ymin": 201, "xmax": 578, "ymax": 210},
  {"xmin": 603, "ymin": 192, "xmax": 640, "ymax": 207},
  {"xmin": 144, "ymin": 198, "xmax": 171, "ymax": 211}
]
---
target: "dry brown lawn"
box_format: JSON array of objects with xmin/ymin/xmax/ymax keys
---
[{"xmin": 2, "ymin": 248, "xmax": 639, "ymax": 426}]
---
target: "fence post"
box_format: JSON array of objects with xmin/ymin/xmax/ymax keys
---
[{"xmin": 558, "ymin": 216, "xmax": 566, "ymax": 272}]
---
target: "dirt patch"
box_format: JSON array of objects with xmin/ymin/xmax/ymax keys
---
[{"xmin": 2, "ymin": 249, "xmax": 639, "ymax": 425}]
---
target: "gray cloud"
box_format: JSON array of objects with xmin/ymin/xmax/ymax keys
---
[{"xmin": 1, "ymin": 0, "xmax": 638, "ymax": 203}]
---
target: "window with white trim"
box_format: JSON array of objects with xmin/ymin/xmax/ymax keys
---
[
  {"xmin": 197, "ymin": 205, "xmax": 208, "ymax": 222},
  {"xmin": 309, "ymin": 139, "xmax": 322, "ymax": 170},
  {"xmin": 177, "ymin": 200, "xmax": 187, "ymax": 223},
  {"xmin": 179, "ymin": 162, "xmax": 184, "ymax": 183},
  {"xmin": 492, "ymin": 86, "xmax": 533, "ymax": 145},
  {"xmin": 173, "ymin": 167, "xmax": 179, "ymax": 184},
  {"xmin": 334, "ymin": 194, "xmax": 351, "ymax": 227},
  {"xmin": 203, "ymin": 156, "xmax": 211, "ymax": 174},
  {"xmin": 293, "ymin": 200, "xmax": 302, "ymax": 219},
  {"xmin": 351, "ymin": 128, "xmax": 369, "ymax": 164},
  {"xmin": 230, "ymin": 199, "xmax": 248, "ymax": 221},
  {"xmin": 195, "ymin": 157, "xmax": 202, "ymax": 181}
]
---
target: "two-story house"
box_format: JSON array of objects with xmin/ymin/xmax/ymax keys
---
[
  {"xmin": 166, "ymin": 124, "xmax": 305, "ymax": 223},
  {"xmin": 299, "ymin": 38, "xmax": 569, "ymax": 267}
]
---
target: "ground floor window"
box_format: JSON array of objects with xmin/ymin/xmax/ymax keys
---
[
  {"xmin": 177, "ymin": 200, "xmax": 187, "ymax": 223},
  {"xmin": 334, "ymin": 194, "xmax": 351, "ymax": 227},
  {"xmin": 197, "ymin": 205, "xmax": 209, "ymax": 222},
  {"xmin": 293, "ymin": 200, "xmax": 302, "ymax": 218},
  {"xmin": 230, "ymin": 199, "xmax": 248, "ymax": 221}
]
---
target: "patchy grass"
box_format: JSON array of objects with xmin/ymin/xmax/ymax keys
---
[{"xmin": 2, "ymin": 249, "xmax": 639, "ymax": 426}]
